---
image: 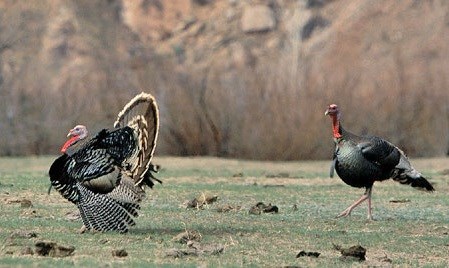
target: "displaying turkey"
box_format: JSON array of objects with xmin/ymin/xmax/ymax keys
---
[
  {"xmin": 49, "ymin": 92, "xmax": 161, "ymax": 233},
  {"xmin": 325, "ymin": 104, "xmax": 434, "ymax": 220}
]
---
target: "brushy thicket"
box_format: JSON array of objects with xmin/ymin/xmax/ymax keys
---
[
  {"xmin": 0, "ymin": 0, "xmax": 448, "ymax": 160},
  {"xmin": 1, "ymin": 49, "xmax": 447, "ymax": 160},
  {"xmin": 145, "ymin": 50, "xmax": 449, "ymax": 160}
]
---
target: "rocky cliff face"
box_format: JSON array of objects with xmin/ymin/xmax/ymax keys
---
[{"xmin": 1, "ymin": 0, "xmax": 448, "ymax": 159}]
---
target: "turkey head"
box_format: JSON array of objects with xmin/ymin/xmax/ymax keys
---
[{"xmin": 61, "ymin": 125, "xmax": 88, "ymax": 153}]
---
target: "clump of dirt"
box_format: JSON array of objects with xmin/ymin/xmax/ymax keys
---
[
  {"xmin": 215, "ymin": 204, "xmax": 241, "ymax": 212},
  {"xmin": 5, "ymin": 198, "xmax": 32, "ymax": 206},
  {"xmin": 266, "ymin": 172, "xmax": 290, "ymax": 178},
  {"xmin": 20, "ymin": 209, "xmax": 38, "ymax": 217},
  {"xmin": 296, "ymin": 250, "xmax": 320, "ymax": 258},
  {"xmin": 2, "ymin": 230, "xmax": 39, "ymax": 255},
  {"xmin": 389, "ymin": 198, "xmax": 411, "ymax": 203},
  {"xmin": 35, "ymin": 241, "xmax": 75, "ymax": 257},
  {"xmin": 172, "ymin": 230, "xmax": 202, "ymax": 244},
  {"xmin": 249, "ymin": 202, "xmax": 279, "ymax": 215},
  {"xmin": 262, "ymin": 184, "xmax": 285, "ymax": 188},
  {"xmin": 65, "ymin": 211, "xmax": 81, "ymax": 221},
  {"xmin": 185, "ymin": 193, "xmax": 218, "ymax": 209},
  {"xmin": 99, "ymin": 239, "xmax": 109, "ymax": 244},
  {"xmin": 112, "ymin": 249, "xmax": 128, "ymax": 257},
  {"xmin": 187, "ymin": 241, "xmax": 223, "ymax": 255},
  {"xmin": 20, "ymin": 199, "xmax": 32, "ymax": 208},
  {"xmin": 379, "ymin": 254, "xmax": 392, "ymax": 263},
  {"xmin": 333, "ymin": 244, "xmax": 366, "ymax": 261},
  {"xmin": 165, "ymin": 242, "xmax": 224, "ymax": 258},
  {"xmin": 165, "ymin": 247, "xmax": 199, "ymax": 258}
]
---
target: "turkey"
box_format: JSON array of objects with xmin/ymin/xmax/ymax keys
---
[
  {"xmin": 49, "ymin": 92, "xmax": 161, "ymax": 233},
  {"xmin": 325, "ymin": 104, "xmax": 434, "ymax": 220}
]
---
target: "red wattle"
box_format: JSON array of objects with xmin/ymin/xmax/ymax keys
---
[
  {"xmin": 332, "ymin": 116, "xmax": 342, "ymax": 139},
  {"xmin": 61, "ymin": 136, "xmax": 79, "ymax": 153}
]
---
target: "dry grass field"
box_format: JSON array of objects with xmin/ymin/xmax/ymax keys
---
[{"xmin": 0, "ymin": 156, "xmax": 448, "ymax": 267}]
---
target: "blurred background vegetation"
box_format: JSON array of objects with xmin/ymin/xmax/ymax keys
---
[{"xmin": 0, "ymin": 0, "xmax": 448, "ymax": 160}]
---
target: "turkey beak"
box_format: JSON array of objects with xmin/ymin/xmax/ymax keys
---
[
  {"xmin": 67, "ymin": 129, "xmax": 74, "ymax": 137},
  {"xmin": 325, "ymin": 110, "xmax": 329, "ymax": 116}
]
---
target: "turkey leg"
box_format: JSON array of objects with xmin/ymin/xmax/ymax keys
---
[{"xmin": 337, "ymin": 187, "xmax": 373, "ymax": 220}]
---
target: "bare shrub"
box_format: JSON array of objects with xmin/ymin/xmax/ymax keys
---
[{"xmin": 1, "ymin": 0, "xmax": 448, "ymax": 159}]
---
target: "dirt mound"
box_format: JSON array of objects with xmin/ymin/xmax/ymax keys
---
[
  {"xmin": 35, "ymin": 241, "xmax": 75, "ymax": 257},
  {"xmin": 185, "ymin": 193, "xmax": 219, "ymax": 209},
  {"xmin": 249, "ymin": 202, "xmax": 279, "ymax": 215},
  {"xmin": 333, "ymin": 244, "xmax": 366, "ymax": 261}
]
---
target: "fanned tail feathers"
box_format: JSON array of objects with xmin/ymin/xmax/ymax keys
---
[{"xmin": 114, "ymin": 92, "xmax": 160, "ymax": 187}]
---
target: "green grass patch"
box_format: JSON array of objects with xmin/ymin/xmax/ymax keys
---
[{"xmin": 0, "ymin": 156, "xmax": 448, "ymax": 267}]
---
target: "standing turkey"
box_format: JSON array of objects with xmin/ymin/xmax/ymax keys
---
[
  {"xmin": 49, "ymin": 92, "xmax": 161, "ymax": 233},
  {"xmin": 325, "ymin": 104, "xmax": 434, "ymax": 220}
]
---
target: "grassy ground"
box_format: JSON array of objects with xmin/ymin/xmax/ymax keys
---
[{"xmin": 0, "ymin": 156, "xmax": 448, "ymax": 267}]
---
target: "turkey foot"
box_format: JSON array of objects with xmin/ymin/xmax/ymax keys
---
[
  {"xmin": 336, "ymin": 207, "xmax": 354, "ymax": 218},
  {"xmin": 336, "ymin": 187, "xmax": 373, "ymax": 220}
]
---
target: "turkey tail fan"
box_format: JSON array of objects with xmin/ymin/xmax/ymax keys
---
[
  {"xmin": 410, "ymin": 176, "xmax": 434, "ymax": 191},
  {"xmin": 392, "ymin": 173, "xmax": 435, "ymax": 191},
  {"xmin": 114, "ymin": 92, "xmax": 159, "ymax": 186},
  {"xmin": 77, "ymin": 183, "xmax": 139, "ymax": 233},
  {"xmin": 139, "ymin": 163, "xmax": 162, "ymax": 189},
  {"xmin": 391, "ymin": 148, "xmax": 435, "ymax": 192}
]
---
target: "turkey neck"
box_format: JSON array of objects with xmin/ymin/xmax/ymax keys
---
[
  {"xmin": 61, "ymin": 136, "xmax": 79, "ymax": 153},
  {"xmin": 331, "ymin": 115, "xmax": 343, "ymax": 139},
  {"xmin": 64, "ymin": 137, "xmax": 89, "ymax": 156}
]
